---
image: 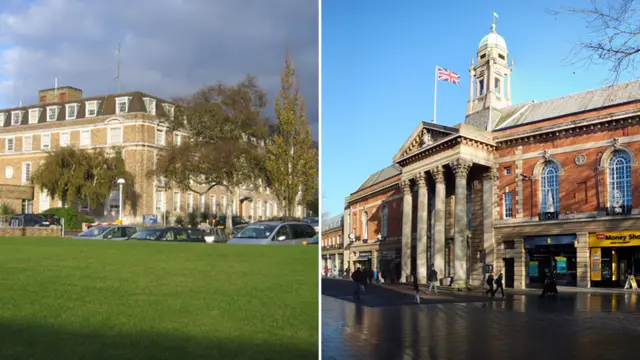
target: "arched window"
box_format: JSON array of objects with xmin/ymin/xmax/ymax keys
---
[
  {"xmin": 362, "ymin": 211, "xmax": 369, "ymax": 240},
  {"xmin": 380, "ymin": 205, "xmax": 388, "ymax": 238},
  {"xmin": 608, "ymin": 151, "xmax": 632, "ymax": 208},
  {"xmin": 540, "ymin": 162, "xmax": 559, "ymax": 214}
]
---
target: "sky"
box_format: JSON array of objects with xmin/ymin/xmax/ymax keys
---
[
  {"xmin": 0, "ymin": 0, "xmax": 319, "ymax": 137},
  {"xmin": 321, "ymin": 0, "xmax": 637, "ymax": 217}
]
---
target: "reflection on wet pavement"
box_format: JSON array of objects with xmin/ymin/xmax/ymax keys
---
[{"xmin": 322, "ymin": 280, "xmax": 640, "ymax": 360}]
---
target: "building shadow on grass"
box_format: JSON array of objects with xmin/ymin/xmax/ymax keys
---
[
  {"xmin": 321, "ymin": 278, "xmax": 503, "ymax": 308},
  {"xmin": 0, "ymin": 320, "xmax": 317, "ymax": 360}
]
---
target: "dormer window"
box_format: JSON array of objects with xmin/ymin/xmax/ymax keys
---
[
  {"xmin": 144, "ymin": 97, "xmax": 156, "ymax": 115},
  {"xmin": 85, "ymin": 101, "xmax": 99, "ymax": 117},
  {"xmin": 115, "ymin": 97, "xmax": 131, "ymax": 114},
  {"xmin": 46, "ymin": 106, "xmax": 60, "ymax": 122},
  {"xmin": 28, "ymin": 109, "xmax": 41, "ymax": 124},
  {"xmin": 162, "ymin": 103, "xmax": 175, "ymax": 118},
  {"xmin": 66, "ymin": 103, "xmax": 79, "ymax": 120},
  {"xmin": 11, "ymin": 111, "xmax": 22, "ymax": 126}
]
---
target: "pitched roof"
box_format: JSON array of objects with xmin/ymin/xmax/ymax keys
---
[
  {"xmin": 321, "ymin": 214, "xmax": 343, "ymax": 232},
  {"xmin": 354, "ymin": 164, "xmax": 401, "ymax": 193},
  {"xmin": 465, "ymin": 79, "xmax": 640, "ymax": 131}
]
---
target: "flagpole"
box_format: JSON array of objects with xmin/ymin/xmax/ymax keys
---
[{"xmin": 433, "ymin": 65, "xmax": 437, "ymax": 123}]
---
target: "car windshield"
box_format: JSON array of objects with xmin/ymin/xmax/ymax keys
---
[
  {"xmin": 304, "ymin": 217, "xmax": 318, "ymax": 225},
  {"xmin": 77, "ymin": 226, "xmax": 111, "ymax": 237},
  {"xmin": 235, "ymin": 224, "xmax": 277, "ymax": 239},
  {"xmin": 131, "ymin": 229, "xmax": 163, "ymax": 240},
  {"xmin": 309, "ymin": 235, "xmax": 318, "ymax": 244}
]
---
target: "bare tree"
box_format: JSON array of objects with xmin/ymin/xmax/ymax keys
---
[{"xmin": 548, "ymin": 0, "xmax": 640, "ymax": 82}]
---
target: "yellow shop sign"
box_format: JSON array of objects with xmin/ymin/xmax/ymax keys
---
[{"xmin": 589, "ymin": 231, "xmax": 640, "ymax": 247}]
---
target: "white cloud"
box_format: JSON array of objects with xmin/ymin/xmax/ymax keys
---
[{"xmin": 0, "ymin": 0, "xmax": 318, "ymax": 136}]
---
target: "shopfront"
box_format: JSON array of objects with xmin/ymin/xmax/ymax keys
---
[
  {"xmin": 524, "ymin": 234, "xmax": 577, "ymax": 287},
  {"xmin": 378, "ymin": 248, "xmax": 401, "ymax": 283},
  {"xmin": 354, "ymin": 251, "xmax": 373, "ymax": 271},
  {"xmin": 589, "ymin": 231, "xmax": 640, "ymax": 288}
]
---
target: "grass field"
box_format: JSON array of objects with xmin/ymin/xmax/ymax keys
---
[{"xmin": 0, "ymin": 237, "xmax": 318, "ymax": 360}]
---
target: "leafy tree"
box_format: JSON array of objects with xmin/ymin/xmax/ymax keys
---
[
  {"xmin": 155, "ymin": 76, "xmax": 269, "ymax": 232},
  {"xmin": 31, "ymin": 147, "xmax": 134, "ymax": 209},
  {"xmin": 548, "ymin": 0, "xmax": 640, "ymax": 82},
  {"xmin": 266, "ymin": 54, "xmax": 318, "ymax": 217}
]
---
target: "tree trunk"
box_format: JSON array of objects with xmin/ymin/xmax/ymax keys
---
[{"xmin": 225, "ymin": 203, "xmax": 233, "ymax": 234}]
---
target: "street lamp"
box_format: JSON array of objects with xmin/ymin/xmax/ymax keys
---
[{"xmin": 117, "ymin": 178, "xmax": 126, "ymax": 223}]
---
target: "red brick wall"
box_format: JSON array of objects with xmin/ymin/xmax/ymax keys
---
[
  {"xmin": 349, "ymin": 185, "xmax": 403, "ymax": 241},
  {"xmin": 322, "ymin": 228, "xmax": 341, "ymax": 247}
]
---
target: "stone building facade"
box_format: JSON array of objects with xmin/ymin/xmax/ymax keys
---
[
  {"xmin": 335, "ymin": 22, "xmax": 640, "ymax": 290},
  {"xmin": 0, "ymin": 86, "xmax": 297, "ymax": 225},
  {"xmin": 321, "ymin": 214, "xmax": 343, "ymax": 275}
]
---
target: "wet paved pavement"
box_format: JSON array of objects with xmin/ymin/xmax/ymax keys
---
[{"xmin": 322, "ymin": 279, "xmax": 640, "ymax": 360}]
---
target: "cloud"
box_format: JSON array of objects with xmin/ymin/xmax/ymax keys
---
[{"xmin": 0, "ymin": 0, "xmax": 319, "ymax": 137}]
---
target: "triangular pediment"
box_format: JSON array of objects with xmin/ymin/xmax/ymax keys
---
[{"xmin": 393, "ymin": 122, "xmax": 459, "ymax": 162}]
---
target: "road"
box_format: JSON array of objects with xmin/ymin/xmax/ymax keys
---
[{"xmin": 322, "ymin": 279, "xmax": 640, "ymax": 360}]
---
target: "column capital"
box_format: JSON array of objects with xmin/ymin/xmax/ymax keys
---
[
  {"xmin": 451, "ymin": 159, "xmax": 472, "ymax": 179},
  {"xmin": 483, "ymin": 167, "xmax": 499, "ymax": 181},
  {"xmin": 401, "ymin": 179, "xmax": 412, "ymax": 195},
  {"xmin": 415, "ymin": 172, "xmax": 427, "ymax": 188},
  {"xmin": 430, "ymin": 165, "xmax": 445, "ymax": 183}
]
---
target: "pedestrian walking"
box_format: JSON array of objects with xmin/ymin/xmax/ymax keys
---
[
  {"xmin": 427, "ymin": 265, "xmax": 438, "ymax": 294},
  {"xmin": 345, "ymin": 267, "xmax": 351, "ymax": 279},
  {"xmin": 493, "ymin": 273, "xmax": 504, "ymax": 298},
  {"xmin": 485, "ymin": 273, "xmax": 495, "ymax": 297},
  {"xmin": 351, "ymin": 267, "xmax": 365, "ymax": 300}
]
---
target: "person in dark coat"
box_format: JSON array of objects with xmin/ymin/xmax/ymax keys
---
[
  {"xmin": 427, "ymin": 265, "xmax": 438, "ymax": 294},
  {"xmin": 351, "ymin": 267, "xmax": 365, "ymax": 300},
  {"xmin": 493, "ymin": 273, "xmax": 504, "ymax": 298},
  {"xmin": 485, "ymin": 273, "xmax": 495, "ymax": 297}
]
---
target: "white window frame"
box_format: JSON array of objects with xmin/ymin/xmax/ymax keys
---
[
  {"xmin": 187, "ymin": 192, "xmax": 194, "ymax": 212},
  {"xmin": 156, "ymin": 127, "xmax": 166, "ymax": 146},
  {"xmin": 21, "ymin": 161, "xmax": 32, "ymax": 184},
  {"xmin": 222, "ymin": 196, "xmax": 228, "ymax": 214},
  {"xmin": 174, "ymin": 133, "xmax": 181, "ymax": 146},
  {"xmin": 66, "ymin": 103, "xmax": 79, "ymax": 120},
  {"xmin": 11, "ymin": 111, "xmax": 22, "ymax": 126},
  {"xmin": 60, "ymin": 132, "xmax": 70, "ymax": 147},
  {"xmin": 6, "ymin": 137, "xmax": 14, "ymax": 152},
  {"xmin": 23, "ymin": 135, "xmax": 32, "ymax": 152},
  {"xmin": 41, "ymin": 133, "xmax": 51, "ymax": 150},
  {"xmin": 39, "ymin": 190, "xmax": 50, "ymax": 212},
  {"xmin": 22, "ymin": 199, "xmax": 33, "ymax": 214},
  {"xmin": 107, "ymin": 126, "xmax": 123, "ymax": 145},
  {"xmin": 173, "ymin": 191, "xmax": 181, "ymax": 212},
  {"xmin": 156, "ymin": 190, "xmax": 166, "ymax": 214},
  {"xmin": 163, "ymin": 103, "xmax": 175, "ymax": 118},
  {"xmin": 504, "ymin": 167, "xmax": 512, "ymax": 176},
  {"xmin": 210, "ymin": 195, "xmax": 217, "ymax": 214},
  {"xmin": 257, "ymin": 199, "xmax": 262, "ymax": 217},
  {"xmin": 115, "ymin": 96, "xmax": 131, "ymax": 114},
  {"xmin": 607, "ymin": 150, "xmax": 633, "ymax": 208},
  {"xmin": 85, "ymin": 101, "xmax": 99, "ymax": 117},
  {"xmin": 46, "ymin": 106, "xmax": 60, "ymax": 122},
  {"xmin": 144, "ymin": 97, "xmax": 156, "ymax": 115},
  {"xmin": 503, "ymin": 192, "xmax": 513, "ymax": 219},
  {"xmin": 199, "ymin": 194, "xmax": 205, "ymax": 213},
  {"xmin": 80, "ymin": 129, "xmax": 91, "ymax": 147},
  {"xmin": 0, "ymin": 113, "xmax": 6, "ymax": 127},
  {"xmin": 28, "ymin": 109, "xmax": 41, "ymax": 124}
]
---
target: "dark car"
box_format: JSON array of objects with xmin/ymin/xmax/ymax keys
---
[
  {"xmin": 37, "ymin": 213, "xmax": 60, "ymax": 226},
  {"xmin": 214, "ymin": 216, "xmax": 248, "ymax": 231},
  {"xmin": 128, "ymin": 227, "xmax": 204, "ymax": 242},
  {"xmin": 10, "ymin": 214, "xmax": 53, "ymax": 227},
  {"xmin": 185, "ymin": 228, "xmax": 206, "ymax": 242}
]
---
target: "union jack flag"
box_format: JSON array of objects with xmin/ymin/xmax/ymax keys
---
[{"xmin": 437, "ymin": 66, "xmax": 460, "ymax": 85}]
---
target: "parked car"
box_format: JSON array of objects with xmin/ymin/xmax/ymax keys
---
[
  {"xmin": 306, "ymin": 234, "xmax": 319, "ymax": 245},
  {"xmin": 37, "ymin": 213, "xmax": 60, "ymax": 226},
  {"xmin": 204, "ymin": 227, "xmax": 228, "ymax": 243},
  {"xmin": 213, "ymin": 216, "xmax": 248, "ymax": 231},
  {"xmin": 231, "ymin": 223, "xmax": 249, "ymax": 236},
  {"xmin": 74, "ymin": 225, "xmax": 139, "ymax": 240},
  {"xmin": 228, "ymin": 221, "xmax": 316, "ymax": 245},
  {"xmin": 10, "ymin": 214, "xmax": 53, "ymax": 227},
  {"xmin": 185, "ymin": 228, "xmax": 206, "ymax": 242},
  {"xmin": 304, "ymin": 216, "xmax": 319, "ymax": 233},
  {"xmin": 128, "ymin": 227, "xmax": 204, "ymax": 242}
]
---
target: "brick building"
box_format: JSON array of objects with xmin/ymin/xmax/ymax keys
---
[
  {"xmin": 0, "ymin": 85, "xmax": 303, "ymax": 224},
  {"xmin": 336, "ymin": 22, "xmax": 640, "ymax": 290},
  {"xmin": 321, "ymin": 214, "xmax": 343, "ymax": 275}
]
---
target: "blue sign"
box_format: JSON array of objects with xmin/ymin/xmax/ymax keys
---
[
  {"xmin": 529, "ymin": 261, "xmax": 539, "ymax": 277},
  {"xmin": 143, "ymin": 214, "xmax": 158, "ymax": 225}
]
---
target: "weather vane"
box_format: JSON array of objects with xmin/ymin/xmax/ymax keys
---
[{"xmin": 492, "ymin": 12, "xmax": 499, "ymax": 31}]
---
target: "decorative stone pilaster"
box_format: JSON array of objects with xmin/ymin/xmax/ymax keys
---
[
  {"xmin": 575, "ymin": 232, "xmax": 590, "ymax": 288},
  {"xmin": 431, "ymin": 166, "xmax": 446, "ymax": 284},
  {"xmin": 416, "ymin": 172, "xmax": 428, "ymax": 284},
  {"xmin": 483, "ymin": 170, "xmax": 497, "ymax": 274},
  {"xmin": 401, "ymin": 179, "xmax": 413, "ymax": 283},
  {"xmin": 451, "ymin": 159, "xmax": 472, "ymax": 289}
]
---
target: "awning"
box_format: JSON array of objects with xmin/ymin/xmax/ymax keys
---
[
  {"xmin": 524, "ymin": 234, "xmax": 576, "ymax": 248},
  {"xmin": 355, "ymin": 255, "xmax": 371, "ymax": 261}
]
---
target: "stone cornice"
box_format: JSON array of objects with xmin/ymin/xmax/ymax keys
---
[
  {"xmin": 397, "ymin": 135, "xmax": 495, "ymax": 167},
  {"xmin": 347, "ymin": 180, "xmax": 400, "ymax": 205},
  {"xmin": 494, "ymin": 108, "xmax": 640, "ymax": 147}
]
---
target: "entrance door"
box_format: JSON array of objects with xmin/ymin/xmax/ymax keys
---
[{"xmin": 504, "ymin": 258, "xmax": 515, "ymax": 288}]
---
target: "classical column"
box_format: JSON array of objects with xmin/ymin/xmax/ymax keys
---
[
  {"xmin": 451, "ymin": 159, "xmax": 472, "ymax": 289},
  {"xmin": 431, "ymin": 166, "xmax": 446, "ymax": 284},
  {"xmin": 482, "ymin": 170, "xmax": 496, "ymax": 274},
  {"xmin": 416, "ymin": 172, "xmax": 428, "ymax": 284},
  {"xmin": 401, "ymin": 179, "xmax": 413, "ymax": 283}
]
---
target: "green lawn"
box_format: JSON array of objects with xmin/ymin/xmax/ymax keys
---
[{"xmin": 0, "ymin": 237, "xmax": 318, "ymax": 360}]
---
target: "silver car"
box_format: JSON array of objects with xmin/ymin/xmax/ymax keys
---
[
  {"xmin": 228, "ymin": 221, "xmax": 316, "ymax": 245},
  {"xmin": 74, "ymin": 225, "xmax": 139, "ymax": 240}
]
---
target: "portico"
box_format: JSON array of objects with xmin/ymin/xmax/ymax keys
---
[{"xmin": 393, "ymin": 123, "xmax": 497, "ymax": 289}]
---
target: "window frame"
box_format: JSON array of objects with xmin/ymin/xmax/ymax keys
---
[
  {"xmin": 11, "ymin": 111, "xmax": 22, "ymax": 126},
  {"xmin": 85, "ymin": 101, "xmax": 99, "ymax": 117},
  {"xmin": 607, "ymin": 150, "xmax": 633, "ymax": 208},
  {"xmin": 540, "ymin": 161, "xmax": 560, "ymax": 214},
  {"xmin": 66, "ymin": 103, "xmax": 79, "ymax": 120},
  {"xmin": 144, "ymin": 97, "xmax": 156, "ymax": 115},
  {"xmin": 59, "ymin": 131, "xmax": 70, "ymax": 147},
  {"xmin": 115, "ymin": 97, "xmax": 131, "ymax": 114},
  {"xmin": 107, "ymin": 126, "xmax": 123, "ymax": 145},
  {"xmin": 503, "ymin": 192, "xmax": 513, "ymax": 219},
  {"xmin": 6, "ymin": 136, "xmax": 14, "ymax": 152},
  {"xmin": 41, "ymin": 133, "xmax": 51, "ymax": 150},
  {"xmin": 80, "ymin": 129, "xmax": 91, "ymax": 147},
  {"xmin": 28, "ymin": 109, "xmax": 41, "ymax": 124},
  {"xmin": 46, "ymin": 106, "xmax": 60, "ymax": 122},
  {"xmin": 23, "ymin": 135, "xmax": 32, "ymax": 152},
  {"xmin": 21, "ymin": 161, "xmax": 32, "ymax": 184},
  {"xmin": 156, "ymin": 127, "xmax": 166, "ymax": 146}
]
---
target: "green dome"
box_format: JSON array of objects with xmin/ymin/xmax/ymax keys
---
[{"xmin": 478, "ymin": 27, "xmax": 507, "ymax": 51}]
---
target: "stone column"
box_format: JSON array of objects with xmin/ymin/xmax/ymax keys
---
[
  {"xmin": 575, "ymin": 232, "xmax": 590, "ymax": 288},
  {"xmin": 401, "ymin": 179, "xmax": 413, "ymax": 283},
  {"xmin": 416, "ymin": 172, "xmax": 428, "ymax": 284},
  {"xmin": 483, "ymin": 170, "xmax": 496, "ymax": 273},
  {"xmin": 451, "ymin": 159, "xmax": 472, "ymax": 289},
  {"xmin": 431, "ymin": 166, "xmax": 446, "ymax": 283}
]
